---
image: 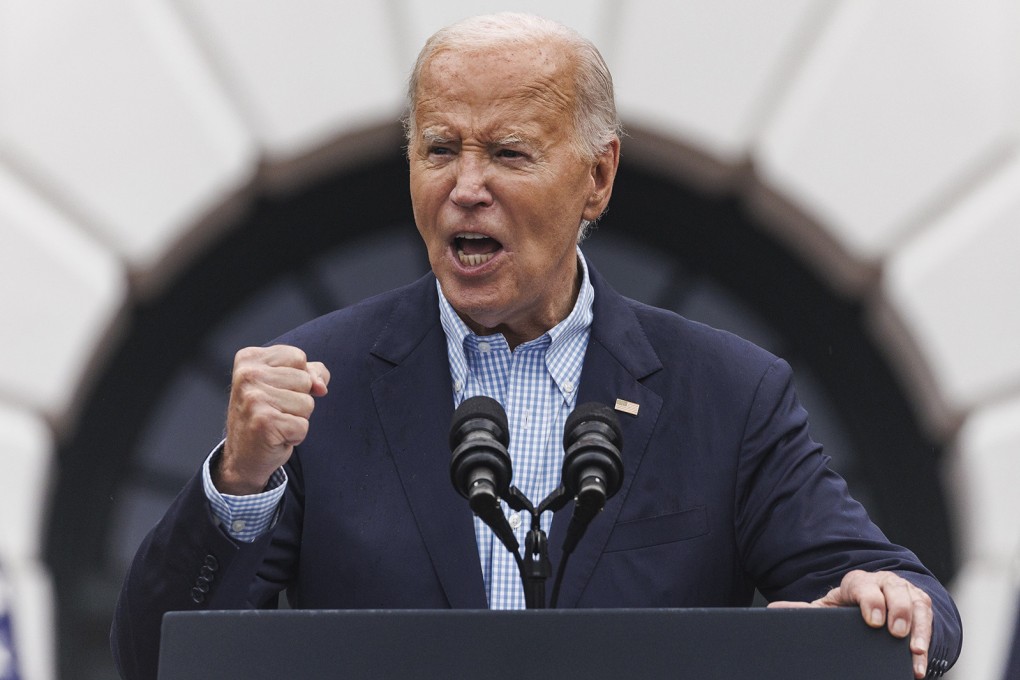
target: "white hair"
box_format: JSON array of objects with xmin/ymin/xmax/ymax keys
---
[{"xmin": 403, "ymin": 13, "xmax": 621, "ymax": 239}]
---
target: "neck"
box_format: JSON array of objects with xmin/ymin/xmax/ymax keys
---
[{"xmin": 460, "ymin": 260, "xmax": 583, "ymax": 350}]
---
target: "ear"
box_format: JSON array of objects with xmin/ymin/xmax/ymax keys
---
[{"xmin": 582, "ymin": 137, "xmax": 621, "ymax": 222}]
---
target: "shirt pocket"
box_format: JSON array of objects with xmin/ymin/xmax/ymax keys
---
[{"xmin": 604, "ymin": 507, "xmax": 709, "ymax": 553}]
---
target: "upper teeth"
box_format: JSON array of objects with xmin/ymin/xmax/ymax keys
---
[{"xmin": 457, "ymin": 233, "xmax": 487, "ymax": 239}]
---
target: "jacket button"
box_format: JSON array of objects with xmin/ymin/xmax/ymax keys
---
[
  {"xmin": 204, "ymin": 554, "xmax": 219, "ymax": 571},
  {"xmin": 190, "ymin": 587, "xmax": 206, "ymax": 604}
]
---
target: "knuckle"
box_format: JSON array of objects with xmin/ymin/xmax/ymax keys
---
[
  {"xmin": 297, "ymin": 371, "xmax": 315, "ymax": 393},
  {"xmin": 845, "ymin": 569, "xmax": 868, "ymax": 584},
  {"xmin": 234, "ymin": 346, "xmax": 264, "ymax": 365},
  {"xmin": 842, "ymin": 570, "xmax": 871, "ymax": 594},
  {"xmin": 286, "ymin": 346, "xmax": 308, "ymax": 365},
  {"xmin": 233, "ymin": 362, "xmax": 265, "ymax": 388},
  {"xmin": 281, "ymin": 416, "xmax": 309, "ymax": 445},
  {"xmin": 248, "ymin": 406, "xmax": 277, "ymax": 433},
  {"xmin": 301, "ymin": 393, "xmax": 316, "ymax": 414},
  {"xmin": 233, "ymin": 380, "xmax": 265, "ymax": 408},
  {"xmin": 287, "ymin": 393, "xmax": 315, "ymax": 417}
]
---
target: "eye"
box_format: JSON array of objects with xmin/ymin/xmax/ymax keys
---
[
  {"xmin": 428, "ymin": 145, "xmax": 453, "ymax": 156},
  {"xmin": 496, "ymin": 148, "xmax": 525, "ymax": 160}
]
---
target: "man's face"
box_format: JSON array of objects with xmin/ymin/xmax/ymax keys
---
[{"xmin": 408, "ymin": 43, "xmax": 619, "ymax": 346}]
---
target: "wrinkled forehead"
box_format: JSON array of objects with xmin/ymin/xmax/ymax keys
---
[
  {"xmin": 417, "ymin": 41, "xmax": 575, "ymax": 106},
  {"xmin": 413, "ymin": 44, "xmax": 577, "ymax": 134}
]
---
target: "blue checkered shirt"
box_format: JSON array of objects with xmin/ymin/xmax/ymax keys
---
[
  {"xmin": 203, "ymin": 253, "xmax": 594, "ymax": 609},
  {"xmin": 439, "ymin": 253, "xmax": 593, "ymax": 608}
]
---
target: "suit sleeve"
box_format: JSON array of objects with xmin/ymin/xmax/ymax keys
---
[
  {"xmin": 733, "ymin": 358, "xmax": 962, "ymax": 673},
  {"xmin": 110, "ymin": 467, "xmax": 297, "ymax": 680}
]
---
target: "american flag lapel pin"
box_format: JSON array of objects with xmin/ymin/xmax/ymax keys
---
[{"xmin": 614, "ymin": 398, "xmax": 640, "ymax": 416}]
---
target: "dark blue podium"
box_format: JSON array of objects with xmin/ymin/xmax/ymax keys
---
[{"xmin": 158, "ymin": 608, "xmax": 911, "ymax": 679}]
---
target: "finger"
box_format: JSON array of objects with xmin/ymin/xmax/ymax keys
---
[
  {"xmin": 913, "ymin": 648, "xmax": 929, "ymax": 679},
  {"xmin": 307, "ymin": 361, "xmax": 330, "ymax": 396},
  {"xmin": 234, "ymin": 345, "xmax": 307, "ymax": 370},
  {"xmin": 234, "ymin": 364, "xmax": 318, "ymax": 396},
  {"xmin": 840, "ymin": 572, "xmax": 933, "ymax": 679},
  {"xmin": 765, "ymin": 601, "xmax": 815, "ymax": 609},
  {"xmin": 260, "ymin": 344, "xmax": 309, "ymax": 368},
  {"xmin": 908, "ymin": 589, "xmax": 933, "ymax": 652},
  {"xmin": 242, "ymin": 401, "xmax": 312, "ymax": 448},
  {"xmin": 264, "ymin": 385, "xmax": 317, "ymax": 419},
  {"xmin": 271, "ymin": 411, "xmax": 312, "ymax": 447},
  {"xmin": 880, "ymin": 577, "xmax": 915, "ymax": 638},
  {"xmin": 913, "ymin": 636, "xmax": 930, "ymax": 680},
  {"xmin": 837, "ymin": 571, "xmax": 888, "ymax": 628},
  {"xmin": 229, "ymin": 384, "xmax": 315, "ymax": 444},
  {"xmin": 909, "ymin": 589, "xmax": 933, "ymax": 679}
]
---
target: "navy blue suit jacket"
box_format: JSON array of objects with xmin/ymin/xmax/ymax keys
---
[{"xmin": 112, "ymin": 261, "xmax": 961, "ymax": 679}]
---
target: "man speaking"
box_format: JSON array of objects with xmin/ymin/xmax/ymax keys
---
[{"xmin": 112, "ymin": 12, "xmax": 962, "ymax": 680}]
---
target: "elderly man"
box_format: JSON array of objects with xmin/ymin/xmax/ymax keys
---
[{"xmin": 112, "ymin": 13, "xmax": 961, "ymax": 680}]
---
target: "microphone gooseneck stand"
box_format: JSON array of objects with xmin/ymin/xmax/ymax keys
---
[
  {"xmin": 450, "ymin": 398, "xmax": 624, "ymax": 609},
  {"xmin": 502, "ymin": 488, "xmax": 555, "ymax": 609}
]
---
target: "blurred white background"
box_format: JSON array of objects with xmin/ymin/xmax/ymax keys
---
[{"xmin": 1, "ymin": 1, "xmax": 1019, "ymax": 678}]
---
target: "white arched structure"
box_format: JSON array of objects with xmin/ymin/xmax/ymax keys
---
[{"xmin": 1, "ymin": 1, "xmax": 1018, "ymax": 678}]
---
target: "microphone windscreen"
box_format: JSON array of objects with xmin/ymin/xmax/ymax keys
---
[
  {"xmin": 563, "ymin": 402, "xmax": 622, "ymax": 449},
  {"xmin": 449, "ymin": 395, "xmax": 509, "ymax": 449}
]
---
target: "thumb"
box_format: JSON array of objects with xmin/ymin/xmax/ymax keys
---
[
  {"xmin": 767, "ymin": 601, "xmax": 816, "ymax": 609},
  {"xmin": 308, "ymin": 361, "xmax": 331, "ymax": 397}
]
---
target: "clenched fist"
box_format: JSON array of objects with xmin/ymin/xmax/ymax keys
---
[{"xmin": 214, "ymin": 345, "xmax": 331, "ymax": 495}]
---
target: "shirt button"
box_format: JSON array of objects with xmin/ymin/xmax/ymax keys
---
[
  {"xmin": 509, "ymin": 512, "xmax": 521, "ymax": 529},
  {"xmin": 454, "ymin": 380, "xmax": 464, "ymax": 393},
  {"xmin": 478, "ymin": 341, "xmax": 491, "ymax": 353},
  {"xmin": 563, "ymin": 380, "xmax": 574, "ymax": 393},
  {"xmin": 231, "ymin": 520, "xmax": 246, "ymax": 533}
]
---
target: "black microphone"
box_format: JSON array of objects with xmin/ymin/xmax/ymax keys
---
[
  {"xmin": 449, "ymin": 396, "xmax": 519, "ymax": 553},
  {"xmin": 549, "ymin": 402, "xmax": 625, "ymax": 607},
  {"xmin": 560, "ymin": 402, "xmax": 624, "ymax": 555}
]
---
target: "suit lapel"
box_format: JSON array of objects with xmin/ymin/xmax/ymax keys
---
[
  {"xmin": 369, "ymin": 275, "xmax": 488, "ymax": 608},
  {"xmin": 547, "ymin": 263, "xmax": 664, "ymax": 607}
]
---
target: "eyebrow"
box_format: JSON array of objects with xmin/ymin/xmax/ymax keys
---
[
  {"xmin": 493, "ymin": 134, "xmax": 528, "ymax": 146},
  {"xmin": 421, "ymin": 130, "xmax": 454, "ymax": 145},
  {"xmin": 420, "ymin": 129, "xmax": 535, "ymax": 148}
]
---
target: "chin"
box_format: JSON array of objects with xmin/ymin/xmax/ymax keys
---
[
  {"xmin": 451, "ymin": 295, "xmax": 500, "ymax": 321},
  {"xmin": 446, "ymin": 293, "xmax": 506, "ymax": 330}
]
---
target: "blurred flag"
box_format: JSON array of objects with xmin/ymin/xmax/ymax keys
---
[
  {"xmin": 0, "ymin": 567, "xmax": 19, "ymax": 680},
  {"xmin": 1005, "ymin": 593, "xmax": 1020, "ymax": 680}
]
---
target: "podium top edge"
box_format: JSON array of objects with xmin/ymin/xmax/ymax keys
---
[{"xmin": 163, "ymin": 607, "xmax": 862, "ymax": 619}]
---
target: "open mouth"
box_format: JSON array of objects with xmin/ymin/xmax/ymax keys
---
[{"xmin": 455, "ymin": 233, "xmax": 503, "ymax": 266}]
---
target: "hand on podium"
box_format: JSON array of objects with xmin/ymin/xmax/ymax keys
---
[{"xmin": 768, "ymin": 569, "xmax": 933, "ymax": 678}]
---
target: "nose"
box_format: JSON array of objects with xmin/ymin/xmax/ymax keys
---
[{"xmin": 450, "ymin": 154, "xmax": 492, "ymax": 208}]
